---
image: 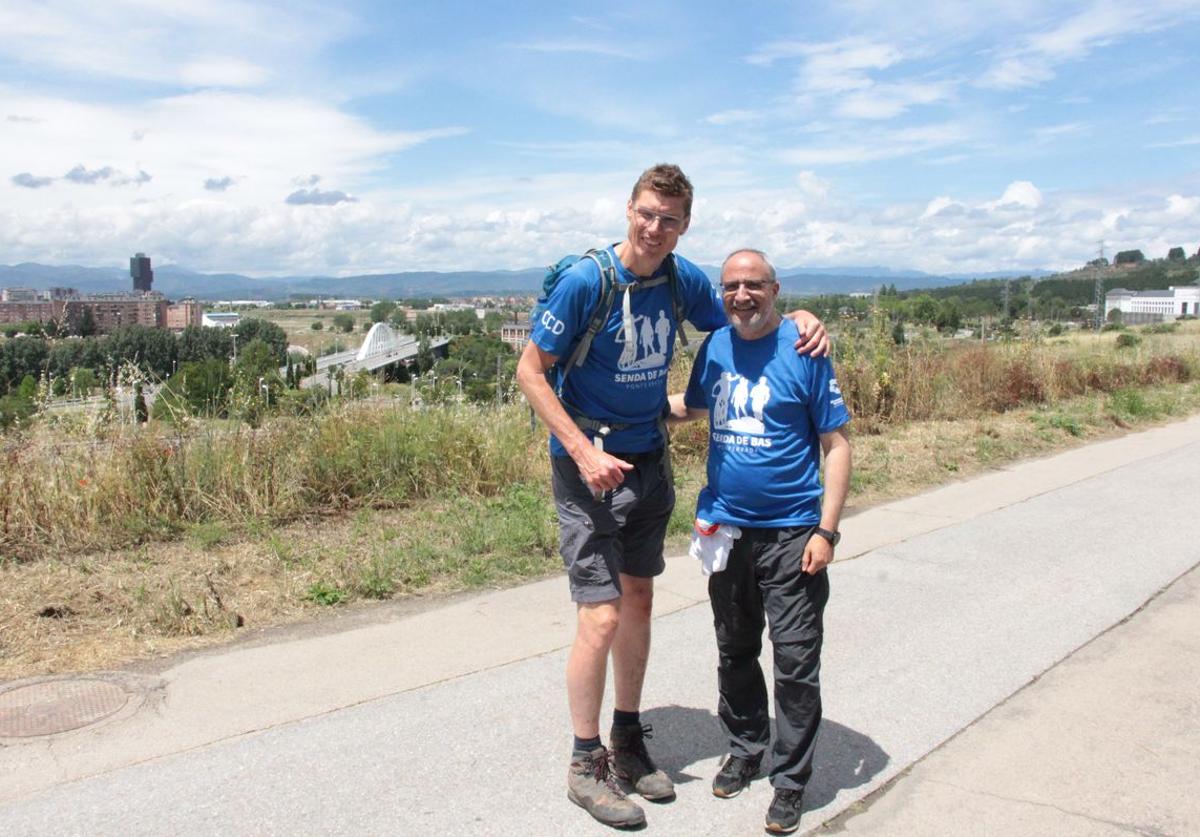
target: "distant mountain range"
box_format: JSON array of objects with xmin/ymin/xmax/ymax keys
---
[{"xmin": 0, "ymin": 261, "xmax": 1057, "ymax": 301}]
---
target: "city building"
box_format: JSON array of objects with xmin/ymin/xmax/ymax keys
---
[
  {"xmin": 1105, "ymin": 286, "xmax": 1200, "ymax": 324},
  {"xmin": 66, "ymin": 295, "xmax": 168, "ymax": 331},
  {"xmin": 0, "ymin": 299, "xmax": 66, "ymax": 326},
  {"xmin": 499, "ymin": 319, "xmax": 532, "ymax": 348},
  {"xmin": 1, "ymin": 288, "xmax": 40, "ymax": 302},
  {"xmin": 166, "ymin": 299, "xmax": 204, "ymax": 331},
  {"xmin": 202, "ymin": 311, "xmax": 241, "ymax": 328},
  {"xmin": 130, "ymin": 253, "xmax": 154, "ymax": 292}
]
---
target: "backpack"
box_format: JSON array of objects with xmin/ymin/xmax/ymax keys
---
[{"xmin": 531, "ymin": 245, "xmax": 690, "ymax": 397}]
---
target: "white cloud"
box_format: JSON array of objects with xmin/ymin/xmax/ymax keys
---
[
  {"xmin": 704, "ymin": 109, "xmax": 766, "ymax": 126},
  {"xmin": 0, "ymin": 0, "xmax": 351, "ymax": 88},
  {"xmin": 0, "ymin": 87, "xmax": 468, "ymax": 210},
  {"xmin": 179, "ymin": 57, "xmax": 271, "ymax": 88},
  {"xmin": 780, "ymin": 121, "xmax": 972, "ymax": 166},
  {"xmin": 1147, "ymin": 136, "xmax": 1200, "ymax": 149},
  {"xmin": 978, "ymin": 1, "xmax": 1189, "ymax": 90},
  {"xmin": 835, "ymin": 81, "xmax": 954, "ymax": 120},
  {"xmin": 987, "ymin": 181, "xmax": 1043, "ymax": 210},
  {"xmin": 2, "ymin": 177, "xmax": 1195, "ymax": 276},
  {"xmin": 921, "ymin": 196, "xmax": 959, "ymax": 218}
]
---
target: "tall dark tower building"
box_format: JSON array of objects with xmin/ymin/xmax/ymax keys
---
[{"xmin": 130, "ymin": 252, "xmax": 153, "ymax": 292}]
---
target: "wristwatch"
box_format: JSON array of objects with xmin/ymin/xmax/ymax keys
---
[{"xmin": 814, "ymin": 527, "xmax": 840, "ymax": 547}]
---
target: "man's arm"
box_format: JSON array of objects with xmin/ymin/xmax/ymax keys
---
[
  {"xmin": 665, "ymin": 392, "xmax": 707, "ymax": 426},
  {"xmin": 515, "ymin": 340, "xmax": 632, "ymax": 492},
  {"xmin": 782, "ymin": 309, "xmax": 830, "ymax": 357},
  {"xmin": 801, "ymin": 426, "xmax": 852, "ymax": 574}
]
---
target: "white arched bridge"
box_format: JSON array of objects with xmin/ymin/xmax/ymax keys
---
[{"xmin": 294, "ymin": 323, "xmax": 450, "ymax": 386}]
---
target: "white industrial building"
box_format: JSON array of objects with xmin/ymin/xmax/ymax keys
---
[
  {"xmin": 202, "ymin": 311, "xmax": 241, "ymax": 328},
  {"xmin": 1105, "ymin": 286, "xmax": 1200, "ymax": 324}
]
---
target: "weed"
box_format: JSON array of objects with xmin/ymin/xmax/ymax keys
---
[
  {"xmin": 1049, "ymin": 414, "xmax": 1084, "ymax": 437},
  {"xmin": 350, "ymin": 508, "xmax": 374, "ymax": 540},
  {"xmin": 305, "ymin": 581, "xmax": 345, "ymax": 606},
  {"xmin": 356, "ymin": 554, "xmax": 398, "ymax": 600},
  {"xmin": 188, "ymin": 522, "xmax": 228, "ymax": 550},
  {"xmin": 154, "ymin": 579, "xmax": 199, "ymax": 636},
  {"xmin": 265, "ymin": 533, "xmax": 294, "ymax": 564}
]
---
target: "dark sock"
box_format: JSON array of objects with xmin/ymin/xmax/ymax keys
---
[
  {"xmin": 612, "ymin": 708, "xmax": 640, "ymax": 727},
  {"xmin": 573, "ymin": 735, "xmax": 602, "ymax": 755}
]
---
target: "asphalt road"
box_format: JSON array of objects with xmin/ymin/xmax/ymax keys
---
[{"xmin": 1, "ymin": 416, "xmax": 1197, "ymax": 836}]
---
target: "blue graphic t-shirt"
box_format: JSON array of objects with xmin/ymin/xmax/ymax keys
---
[
  {"xmin": 684, "ymin": 318, "xmax": 850, "ymax": 527},
  {"xmin": 531, "ymin": 246, "xmax": 726, "ymax": 456}
]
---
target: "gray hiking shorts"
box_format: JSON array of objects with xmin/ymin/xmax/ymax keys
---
[{"xmin": 551, "ymin": 450, "xmax": 675, "ymax": 604}]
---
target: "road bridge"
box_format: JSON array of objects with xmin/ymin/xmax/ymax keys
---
[{"xmin": 295, "ymin": 323, "xmax": 450, "ymax": 386}]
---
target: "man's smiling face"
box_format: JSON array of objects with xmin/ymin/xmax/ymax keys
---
[
  {"xmin": 721, "ymin": 250, "xmax": 781, "ymax": 339},
  {"xmin": 624, "ymin": 188, "xmax": 689, "ymax": 270}
]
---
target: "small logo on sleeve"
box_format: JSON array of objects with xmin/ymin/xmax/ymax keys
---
[{"xmin": 829, "ymin": 378, "xmax": 844, "ymax": 407}]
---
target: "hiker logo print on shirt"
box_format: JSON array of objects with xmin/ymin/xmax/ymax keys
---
[
  {"xmin": 711, "ymin": 372, "xmax": 770, "ymax": 435},
  {"xmin": 616, "ymin": 309, "xmax": 674, "ymax": 371}
]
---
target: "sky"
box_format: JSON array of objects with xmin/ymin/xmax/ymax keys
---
[{"xmin": 1, "ymin": 0, "xmax": 1198, "ymax": 277}]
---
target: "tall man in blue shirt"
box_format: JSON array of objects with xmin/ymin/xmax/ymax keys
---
[
  {"xmin": 671, "ymin": 248, "xmax": 852, "ymax": 834},
  {"xmin": 516, "ymin": 166, "xmax": 829, "ymax": 829}
]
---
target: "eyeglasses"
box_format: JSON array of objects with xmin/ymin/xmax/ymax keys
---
[
  {"xmin": 720, "ymin": 279, "xmax": 772, "ymax": 294},
  {"xmin": 632, "ymin": 206, "xmax": 685, "ymax": 232}
]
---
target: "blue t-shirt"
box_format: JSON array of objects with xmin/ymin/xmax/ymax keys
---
[
  {"xmin": 684, "ymin": 318, "xmax": 850, "ymax": 527},
  {"xmin": 531, "ymin": 246, "xmax": 726, "ymax": 455}
]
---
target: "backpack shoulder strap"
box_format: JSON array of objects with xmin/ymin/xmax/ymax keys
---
[
  {"xmin": 665, "ymin": 253, "xmax": 690, "ymax": 352},
  {"xmin": 556, "ymin": 247, "xmax": 620, "ymax": 392}
]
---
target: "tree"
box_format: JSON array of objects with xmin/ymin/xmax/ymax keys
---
[
  {"xmin": 370, "ymin": 300, "xmax": 397, "ymax": 323},
  {"xmin": 311, "ymin": 320, "xmax": 323, "ymax": 330},
  {"xmin": 101, "ymin": 325, "xmax": 177, "ymax": 378},
  {"xmin": 910, "ymin": 294, "xmax": 938, "ymax": 325},
  {"xmin": 1167, "ymin": 246, "xmax": 1185, "ymax": 262},
  {"xmin": 934, "ymin": 299, "xmax": 961, "ymax": 332},
  {"xmin": 16, "ymin": 374, "xmax": 38, "ymax": 400},
  {"xmin": 1114, "ymin": 249, "xmax": 1144, "ymax": 265},
  {"xmin": 234, "ymin": 339, "xmax": 282, "ymax": 384},
  {"xmin": 133, "ymin": 383, "xmax": 149, "ymax": 423},
  {"xmin": 70, "ymin": 366, "xmax": 98, "ymax": 396},
  {"xmin": 154, "ymin": 359, "xmax": 233, "ymax": 419},
  {"xmin": 332, "ymin": 312, "xmax": 355, "ymax": 333},
  {"xmin": 233, "ymin": 318, "xmax": 288, "ymax": 363},
  {"xmin": 177, "ymin": 325, "xmax": 233, "ymax": 364},
  {"xmin": 73, "ymin": 306, "xmax": 97, "ymax": 337},
  {"xmin": 415, "ymin": 336, "xmax": 434, "ymax": 374},
  {"xmin": 0, "ymin": 336, "xmax": 50, "ymax": 393}
]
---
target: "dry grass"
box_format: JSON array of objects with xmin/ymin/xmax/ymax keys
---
[{"xmin": 3, "ymin": 321, "xmax": 1200, "ymax": 682}]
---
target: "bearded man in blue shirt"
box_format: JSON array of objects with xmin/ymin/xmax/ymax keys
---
[
  {"xmin": 517, "ymin": 166, "xmax": 830, "ymax": 829},
  {"xmin": 670, "ymin": 248, "xmax": 852, "ymax": 834}
]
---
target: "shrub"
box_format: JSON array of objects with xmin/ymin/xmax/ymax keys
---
[{"xmin": 1115, "ymin": 333, "xmax": 1141, "ymax": 349}]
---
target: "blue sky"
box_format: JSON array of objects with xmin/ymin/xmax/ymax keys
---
[{"xmin": 2, "ymin": 0, "xmax": 1198, "ymax": 276}]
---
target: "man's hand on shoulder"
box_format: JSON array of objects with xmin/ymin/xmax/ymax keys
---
[{"xmin": 783, "ymin": 309, "xmax": 829, "ymax": 357}]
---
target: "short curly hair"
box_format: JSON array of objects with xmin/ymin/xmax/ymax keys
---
[{"xmin": 630, "ymin": 163, "xmax": 693, "ymax": 217}]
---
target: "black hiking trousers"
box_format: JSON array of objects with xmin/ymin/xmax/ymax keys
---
[{"xmin": 708, "ymin": 525, "xmax": 829, "ymax": 792}]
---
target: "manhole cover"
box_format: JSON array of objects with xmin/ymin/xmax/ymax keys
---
[{"xmin": 0, "ymin": 679, "xmax": 129, "ymax": 738}]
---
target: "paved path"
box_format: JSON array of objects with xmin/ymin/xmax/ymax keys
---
[{"xmin": 2, "ymin": 415, "xmax": 1198, "ymax": 836}]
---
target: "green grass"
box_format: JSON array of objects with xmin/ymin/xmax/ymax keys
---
[{"xmin": 305, "ymin": 581, "xmax": 346, "ymax": 606}]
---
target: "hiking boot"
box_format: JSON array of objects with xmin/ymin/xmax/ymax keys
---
[
  {"xmin": 567, "ymin": 745, "xmax": 646, "ymax": 829},
  {"xmin": 712, "ymin": 752, "xmax": 762, "ymax": 798},
  {"xmin": 610, "ymin": 723, "xmax": 675, "ymax": 801},
  {"xmin": 765, "ymin": 787, "xmax": 804, "ymax": 833}
]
